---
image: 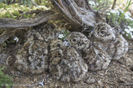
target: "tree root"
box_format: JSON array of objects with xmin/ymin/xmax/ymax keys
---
[
  {"xmin": 50, "ymin": 0, "xmax": 96, "ymax": 30},
  {"xmin": 0, "ymin": 10, "xmax": 55, "ymax": 29}
]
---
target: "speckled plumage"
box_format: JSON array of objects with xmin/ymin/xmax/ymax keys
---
[
  {"xmin": 67, "ymin": 32, "xmax": 90, "ymax": 51},
  {"xmin": 93, "ymin": 22, "xmax": 128, "ymax": 60},
  {"xmin": 15, "ymin": 30, "xmax": 48, "ymax": 74},
  {"xmin": 49, "ymin": 39, "xmax": 88, "ymax": 82},
  {"xmin": 107, "ymin": 35, "xmax": 128, "ymax": 60},
  {"xmin": 83, "ymin": 46, "xmax": 111, "ymax": 71},
  {"xmin": 94, "ymin": 22, "xmax": 116, "ymax": 42}
]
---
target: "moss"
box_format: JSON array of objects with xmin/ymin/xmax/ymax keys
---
[
  {"xmin": 0, "ymin": 3, "xmax": 49, "ymax": 19},
  {"xmin": 0, "ymin": 66, "xmax": 13, "ymax": 88}
]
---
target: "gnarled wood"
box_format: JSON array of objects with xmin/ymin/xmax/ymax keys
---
[
  {"xmin": 0, "ymin": 0, "xmax": 96, "ymax": 31},
  {"xmin": 0, "ymin": 10, "xmax": 55, "ymax": 29},
  {"xmin": 51, "ymin": 0, "xmax": 96, "ymax": 30}
]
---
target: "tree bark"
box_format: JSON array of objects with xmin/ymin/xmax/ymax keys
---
[
  {"xmin": 0, "ymin": 10, "xmax": 55, "ymax": 29},
  {"xmin": 50, "ymin": 0, "xmax": 96, "ymax": 30}
]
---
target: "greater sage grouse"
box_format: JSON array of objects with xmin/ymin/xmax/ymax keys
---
[
  {"xmin": 67, "ymin": 32, "xmax": 90, "ymax": 51},
  {"xmin": 49, "ymin": 39, "xmax": 88, "ymax": 82},
  {"xmin": 15, "ymin": 29, "xmax": 49, "ymax": 74},
  {"xmin": 93, "ymin": 22, "xmax": 128, "ymax": 60}
]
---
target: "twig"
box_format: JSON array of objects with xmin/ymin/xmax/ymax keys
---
[{"xmin": 112, "ymin": 0, "xmax": 117, "ymax": 9}]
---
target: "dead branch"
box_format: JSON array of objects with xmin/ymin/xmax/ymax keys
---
[{"xmin": 112, "ymin": 0, "xmax": 117, "ymax": 9}]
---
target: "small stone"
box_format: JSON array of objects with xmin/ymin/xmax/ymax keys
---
[
  {"xmin": 63, "ymin": 40, "xmax": 70, "ymax": 46},
  {"xmin": 38, "ymin": 80, "xmax": 45, "ymax": 87},
  {"xmin": 86, "ymin": 77, "xmax": 96, "ymax": 84}
]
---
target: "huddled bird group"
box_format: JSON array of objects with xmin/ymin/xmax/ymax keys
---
[{"xmin": 12, "ymin": 22, "xmax": 128, "ymax": 82}]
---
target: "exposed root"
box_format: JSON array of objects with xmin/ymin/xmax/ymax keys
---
[{"xmin": 0, "ymin": 10, "xmax": 55, "ymax": 29}]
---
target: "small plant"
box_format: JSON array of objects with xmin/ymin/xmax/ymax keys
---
[
  {"xmin": 58, "ymin": 29, "xmax": 70, "ymax": 40},
  {"xmin": 0, "ymin": 0, "xmax": 49, "ymax": 7},
  {"xmin": 0, "ymin": 66, "xmax": 13, "ymax": 88},
  {"xmin": 88, "ymin": 0, "xmax": 112, "ymax": 12},
  {"xmin": 0, "ymin": 3, "xmax": 49, "ymax": 19},
  {"xmin": 106, "ymin": 0, "xmax": 133, "ymax": 39}
]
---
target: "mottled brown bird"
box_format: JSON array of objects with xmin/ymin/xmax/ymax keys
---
[{"xmin": 49, "ymin": 39, "xmax": 88, "ymax": 82}]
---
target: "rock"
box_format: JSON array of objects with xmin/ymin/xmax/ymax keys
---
[{"xmin": 86, "ymin": 77, "xmax": 96, "ymax": 84}]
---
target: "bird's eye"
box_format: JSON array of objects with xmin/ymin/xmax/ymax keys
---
[
  {"xmin": 73, "ymin": 39, "xmax": 76, "ymax": 42},
  {"xmin": 57, "ymin": 44, "xmax": 60, "ymax": 47},
  {"xmin": 101, "ymin": 30, "xmax": 105, "ymax": 34}
]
